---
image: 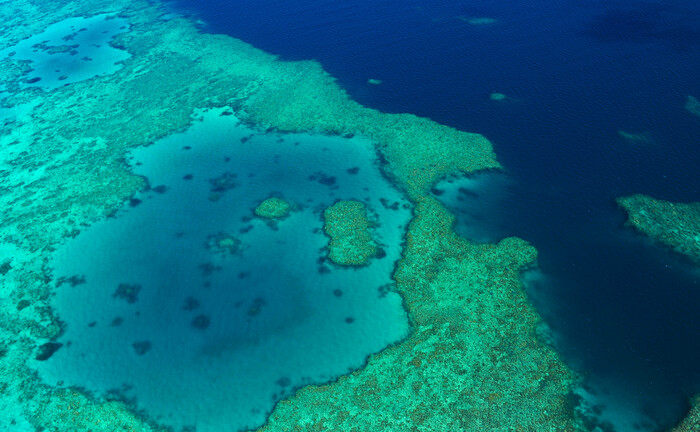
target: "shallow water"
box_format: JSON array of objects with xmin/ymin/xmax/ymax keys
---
[
  {"xmin": 39, "ymin": 109, "xmax": 410, "ymax": 431},
  {"xmin": 0, "ymin": 14, "xmax": 130, "ymax": 90}
]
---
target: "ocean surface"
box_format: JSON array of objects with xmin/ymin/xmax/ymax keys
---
[{"xmin": 161, "ymin": 0, "xmax": 700, "ymax": 431}]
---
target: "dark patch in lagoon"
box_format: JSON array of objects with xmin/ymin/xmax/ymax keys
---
[
  {"xmin": 0, "ymin": 260, "xmax": 11, "ymax": 275},
  {"xmin": 129, "ymin": 198, "xmax": 142, "ymax": 207},
  {"xmin": 333, "ymin": 289, "xmax": 343, "ymax": 297},
  {"xmin": 113, "ymin": 283, "xmax": 141, "ymax": 304},
  {"xmin": 247, "ymin": 297, "xmax": 266, "ymax": 316},
  {"xmin": 275, "ymin": 377, "xmax": 291, "ymax": 387},
  {"xmin": 152, "ymin": 185, "xmax": 168, "ymax": 194},
  {"xmin": 36, "ymin": 342, "xmax": 63, "ymax": 361},
  {"xmin": 191, "ymin": 314, "xmax": 210, "ymax": 330},
  {"xmin": 308, "ymin": 172, "xmax": 337, "ymax": 186},
  {"xmin": 111, "ymin": 317, "xmax": 124, "ymax": 326},
  {"xmin": 199, "ymin": 262, "xmax": 222, "ymax": 276},
  {"xmin": 209, "ymin": 172, "xmax": 237, "ymax": 193},
  {"xmin": 430, "ymin": 187, "xmax": 445, "ymax": 196},
  {"xmin": 132, "ymin": 341, "xmax": 152, "ymax": 355},
  {"xmin": 57, "ymin": 274, "xmax": 86, "ymax": 287},
  {"xmin": 182, "ymin": 297, "xmax": 200, "ymax": 311},
  {"xmin": 347, "ymin": 167, "xmax": 360, "ymax": 175}
]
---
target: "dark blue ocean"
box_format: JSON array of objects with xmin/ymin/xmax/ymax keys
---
[{"xmin": 169, "ymin": 0, "xmax": 700, "ymax": 430}]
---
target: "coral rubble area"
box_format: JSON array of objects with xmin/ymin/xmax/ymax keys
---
[
  {"xmin": 323, "ymin": 200, "xmax": 377, "ymax": 266},
  {"xmin": 0, "ymin": 0, "xmax": 594, "ymax": 430},
  {"xmin": 617, "ymin": 195, "xmax": 700, "ymax": 264}
]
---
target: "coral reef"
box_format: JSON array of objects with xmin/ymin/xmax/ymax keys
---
[
  {"xmin": 323, "ymin": 200, "xmax": 377, "ymax": 266},
  {"xmin": 0, "ymin": 0, "xmax": 582, "ymax": 430},
  {"xmin": 254, "ymin": 197, "xmax": 292, "ymax": 220},
  {"xmin": 617, "ymin": 194, "xmax": 700, "ymax": 263}
]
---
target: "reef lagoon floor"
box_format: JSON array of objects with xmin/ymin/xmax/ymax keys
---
[{"xmin": 1, "ymin": 0, "xmax": 700, "ymax": 431}]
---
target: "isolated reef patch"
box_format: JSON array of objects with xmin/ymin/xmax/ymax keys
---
[
  {"xmin": 323, "ymin": 200, "xmax": 377, "ymax": 266},
  {"xmin": 618, "ymin": 195, "xmax": 700, "ymax": 263},
  {"xmin": 254, "ymin": 197, "xmax": 292, "ymax": 220}
]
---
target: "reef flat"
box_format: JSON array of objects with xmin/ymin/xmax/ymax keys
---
[
  {"xmin": 618, "ymin": 195, "xmax": 700, "ymax": 264},
  {"xmin": 323, "ymin": 200, "xmax": 377, "ymax": 266},
  {"xmin": 1, "ymin": 0, "xmax": 582, "ymax": 430}
]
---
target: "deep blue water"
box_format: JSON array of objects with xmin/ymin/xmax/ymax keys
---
[{"xmin": 169, "ymin": 0, "xmax": 700, "ymax": 430}]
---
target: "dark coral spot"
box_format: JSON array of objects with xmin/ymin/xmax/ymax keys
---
[
  {"xmin": 247, "ymin": 298, "xmax": 266, "ymax": 316},
  {"xmin": 26, "ymin": 77, "xmax": 41, "ymax": 84},
  {"xmin": 209, "ymin": 172, "xmax": 238, "ymax": 193},
  {"xmin": 152, "ymin": 185, "xmax": 168, "ymax": 194},
  {"xmin": 191, "ymin": 314, "xmax": 210, "ymax": 330},
  {"xmin": 129, "ymin": 198, "xmax": 142, "ymax": 207},
  {"xmin": 111, "ymin": 317, "xmax": 124, "ymax": 326},
  {"xmin": 132, "ymin": 341, "xmax": 151, "ymax": 355},
  {"xmin": 333, "ymin": 289, "xmax": 343, "ymax": 297},
  {"xmin": 345, "ymin": 317, "xmax": 355, "ymax": 324},
  {"xmin": 346, "ymin": 167, "xmax": 360, "ymax": 175},
  {"xmin": 275, "ymin": 377, "xmax": 291, "ymax": 387},
  {"xmin": 183, "ymin": 174, "xmax": 193, "ymax": 180},
  {"xmin": 36, "ymin": 342, "xmax": 63, "ymax": 361},
  {"xmin": 182, "ymin": 297, "xmax": 200, "ymax": 311},
  {"xmin": 430, "ymin": 187, "xmax": 445, "ymax": 196},
  {"xmin": 113, "ymin": 283, "xmax": 141, "ymax": 304},
  {"xmin": 0, "ymin": 260, "xmax": 11, "ymax": 275}
]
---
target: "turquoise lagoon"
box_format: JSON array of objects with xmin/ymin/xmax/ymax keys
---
[{"xmin": 37, "ymin": 108, "xmax": 410, "ymax": 431}]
